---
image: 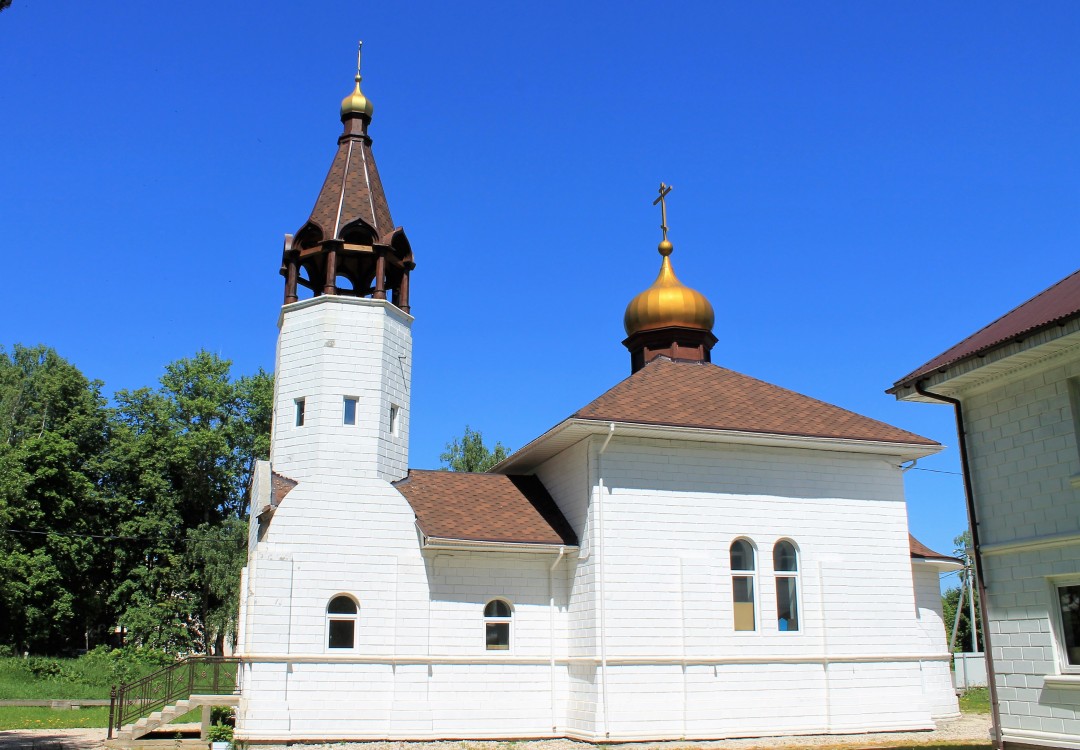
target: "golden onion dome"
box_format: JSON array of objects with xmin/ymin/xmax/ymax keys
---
[
  {"xmin": 624, "ymin": 239, "xmax": 715, "ymax": 336},
  {"xmin": 341, "ymin": 74, "xmax": 374, "ymax": 119}
]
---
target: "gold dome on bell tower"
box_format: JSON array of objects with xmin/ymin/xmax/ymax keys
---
[{"xmin": 622, "ymin": 183, "xmax": 718, "ymax": 373}]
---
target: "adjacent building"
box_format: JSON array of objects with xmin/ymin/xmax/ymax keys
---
[{"xmin": 892, "ymin": 269, "xmax": 1080, "ymax": 750}]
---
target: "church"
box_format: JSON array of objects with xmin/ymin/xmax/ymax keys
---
[{"xmin": 234, "ymin": 55, "xmax": 962, "ymax": 742}]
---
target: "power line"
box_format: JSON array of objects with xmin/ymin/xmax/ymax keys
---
[{"xmin": 908, "ymin": 466, "xmax": 963, "ymax": 476}]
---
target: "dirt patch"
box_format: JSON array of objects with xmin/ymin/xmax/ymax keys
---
[{"xmin": 0, "ymin": 728, "xmax": 107, "ymax": 750}]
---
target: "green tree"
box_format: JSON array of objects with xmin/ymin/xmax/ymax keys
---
[
  {"xmin": 439, "ymin": 426, "xmax": 510, "ymax": 473},
  {"xmin": 106, "ymin": 352, "xmax": 272, "ymax": 653},
  {"xmin": 0, "ymin": 345, "xmax": 112, "ymax": 653}
]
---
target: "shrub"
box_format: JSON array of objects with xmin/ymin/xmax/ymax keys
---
[{"xmin": 207, "ymin": 724, "xmax": 233, "ymax": 743}]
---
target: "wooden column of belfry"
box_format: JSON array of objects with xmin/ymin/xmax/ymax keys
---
[
  {"xmin": 622, "ymin": 183, "xmax": 718, "ymax": 373},
  {"xmin": 280, "ymin": 41, "xmax": 415, "ymax": 311}
]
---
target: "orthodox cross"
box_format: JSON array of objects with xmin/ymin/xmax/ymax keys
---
[
  {"xmin": 653, "ymin": 182, "xmax": 673, "ymax": 241},
  {"xmin": 356, "ymin": 40, "xmax": 364, "ymax": 79}
]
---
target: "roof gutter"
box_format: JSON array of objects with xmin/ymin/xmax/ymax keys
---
[
  {"xmin": 418, "ymin": 530, "xmax": 577, "ymax": 555},
  {"xmin": 914, "ymin": 379, "xmax": 1002, "ymax": 748}
]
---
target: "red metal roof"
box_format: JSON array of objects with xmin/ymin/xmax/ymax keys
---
[{"xmin": 894, "ymin": 268, "xmax": 1080, "ymax": 389}]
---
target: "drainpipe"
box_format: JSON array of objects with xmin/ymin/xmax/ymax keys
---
[
  {"xmin": 597, "ymin": 422, "xmax": 616, "ymax": 739},
  {"xmin": 549, "ymin": 545, "xmax": 566, "ymax": 734},
  {"xmin": 914, "ymin": 380, "xmax": 1001, "ymax": 748}
]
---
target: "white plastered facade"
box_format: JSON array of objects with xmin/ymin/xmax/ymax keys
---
[{"xmin": 235, "ymin": 293, "xmax": 960, "ymax": 742}]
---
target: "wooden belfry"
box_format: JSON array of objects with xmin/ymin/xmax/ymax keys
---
[{"xmin": 281, "ymin": 43, "xmax": 415, "ymax": 312}]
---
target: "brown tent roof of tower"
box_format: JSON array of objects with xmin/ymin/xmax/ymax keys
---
[
  {"xmin": 574, "ymin": 357, "xmax": 937, "ymax": 446},
  {"xmin": 300, "ymin": 135, "xmax": 395, "ymax": 244},
  {"xmin": 394, "ymin": 470, "xmax": 578, "ymax": 546},
  {"xmin": 892, "ymin": 268, "xmax": 1080, "ymax": 390}
]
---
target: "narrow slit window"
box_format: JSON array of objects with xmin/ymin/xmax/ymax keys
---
[
  {"xmin": 389, "ymin": 404, "xmax": 400, "ymax": 436},
  {"xmin": 295, "ymin": 398, "xmax": 306, "ymax": 427},
  {"xmin": 730, "ymin": 539, "xmax": 757, "ymax": 632},
  {"xmin": 774, "ymin": 540, "xmax": 800, "ymax": 632},
  {"xmin": 484, "ymin": 599, "xmax": 512, "ymax": 651},
  {"xmin": 327, "ymin": 595, "xmax": 358, "ymax": 649},
  {"xmin": 343, "ymin": 397, "xmax": 358, "ymax": 425}
]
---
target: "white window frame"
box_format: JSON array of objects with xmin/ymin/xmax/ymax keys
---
[
  {"xmin": 343, "ymin": 396, "xmax": 358, "ymax": 426},
  {"xmin": 484, "ymin": 598, "xmax": 513, "ymax": 652},
  {"xmin": 1048, "ymin": 574, "xmax": 1080, "ymax": 675},
  {"xmin": 326, "ymin": 594, "xmax": 359, "ymax": 651},
  {"xmin": 773, "ymin": 538, "xmax": 802, "ymax": 634},
  {"xmin": 730, "ymin": 537, "xmax": 758, "ymax": 633}
]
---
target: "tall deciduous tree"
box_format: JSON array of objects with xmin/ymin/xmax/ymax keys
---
[
  {"xmin": 439, "ymin": 426, "xmax": 510, "ymax": 473},
  {"xmin": 107, "ymin": 352, "xmax": 271, "ymax": 653},
  {"xmin": 0, "ymin": 345, "xmax": 111, "ymax": 653}
]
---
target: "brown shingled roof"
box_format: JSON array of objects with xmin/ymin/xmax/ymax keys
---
[
  {"xmin": 394, "ymin": 470, "xmax": 578, "ymax": 546},
  {"xmin": 299, "ymin": 133, "xmax": 395, "ymax": 244},
  {"xmin": 893, "ymin": 268, "xmax": 1080, "ymax": 389},
  {"xmin": 909, "ymin": 533, "xmax": 962, "ymax": 564},
  {"xmin": 574, "ymin": 357, "xmax": 937, "ymax": 446}
]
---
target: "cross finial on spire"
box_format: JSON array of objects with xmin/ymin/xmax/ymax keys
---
[
  {"xmin": 355, "ymin": 40, "xmax": 363, "ymax": 82},
  {"xmin": 653, "ymin": 182, "xmax": 673, "ymax": 241}
]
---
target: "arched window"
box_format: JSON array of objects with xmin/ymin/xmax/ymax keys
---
[
  {"xmin": 773, "ymin": 540, "xmax": 800, "ymax": 632},
  {"xmin": 327, "ymin": 595, "xmax": 358, "ymax": 649},
  {"xmin": 730, "ymin": 539, "xmax": 757, "ymax": 632},
  {"xmin": 484, "ymin": 599, "xmax": 512, "ymax": 651}
]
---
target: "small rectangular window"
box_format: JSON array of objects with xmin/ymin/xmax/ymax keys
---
[
  {"xmin": 1058, "ymin": 584, "xmax": 1080, "ymax": 667},
  {"xmin": 295, "ymin": 398, "xmax": 306, "ymax": 427},
  {"xmin": 343, "ymin": 397, "xmax": 357, "ymax": 425},
  {"xmin": 486, "ymin": 623, "xmax": 510, "ymax": 650},
  {"xmin": 389, "ymin": 404, "xmax": 400, "ymax": 436},
  {"xmin": 733, "ymin": 576, "xmax": 755, "ymax": 631}
]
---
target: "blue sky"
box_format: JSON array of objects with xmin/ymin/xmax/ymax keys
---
[{"xmin": 2, "ymin": 1, "xmax": 1078, "ymax": 570}]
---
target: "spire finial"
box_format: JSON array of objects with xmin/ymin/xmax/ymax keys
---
[
  {"xmin": 341, "ymin": 41, "xmax": 374, "ymax": 120},
  {"xmin": 652, "ymin": 182, "xmax": 674, "ymax": 255}
]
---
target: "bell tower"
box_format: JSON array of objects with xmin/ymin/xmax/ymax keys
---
[{"xmin": 270, "ymin": 45, "xmax": 414, "ymax": 484}]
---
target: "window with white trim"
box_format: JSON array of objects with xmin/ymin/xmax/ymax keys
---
[
  {"xmin": 1056, "ymin": 583, "xmax": 1080, "ymax": 670},
  {"xmin": 326, "ymin": 595, "xmax": 358, "ymax": 649},
  {"xmin": 773, "ymin": 539, "xmax": 800, "ymax": 632},
  {"xmin": 730, "ymin": 539, "xmax": 757, "ymax": 632},
  {"xmin": 295, "ymin": 398, "xmax": 306, "ymax": 427},
  {"xmin": 484, "ymin": 599, "xmax": 512, "ymax": 650}
]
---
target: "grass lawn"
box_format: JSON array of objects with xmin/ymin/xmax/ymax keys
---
[
  {"xmin": 0, "ymin": 706, "xmax": 111, "ymax": 729},
  {"xmin": 958, "ymin": 687, "xmax": 991, "ymax": 714}
]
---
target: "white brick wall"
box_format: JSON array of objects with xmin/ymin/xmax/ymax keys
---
[
  {"xmin": 239, "ymin": 298, "xmax": 957, "ymax": 740},
  {"xmin": 272, "ymin": 296, "xmax": 412, "ymax": 483}
]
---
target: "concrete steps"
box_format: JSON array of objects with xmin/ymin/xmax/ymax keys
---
[{"xmin": 112, "ymin": 694, "xmax": 239, "ymax": 744}]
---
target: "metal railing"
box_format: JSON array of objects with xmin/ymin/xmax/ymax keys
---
[{"xmin": 108, "ymin": 656, "xmax": 240, "ymax": 739}]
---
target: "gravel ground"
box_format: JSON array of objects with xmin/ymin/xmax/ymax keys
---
[{"xmin": 0, "ymin": 714, "xmax": 993, "ymax": 750}]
